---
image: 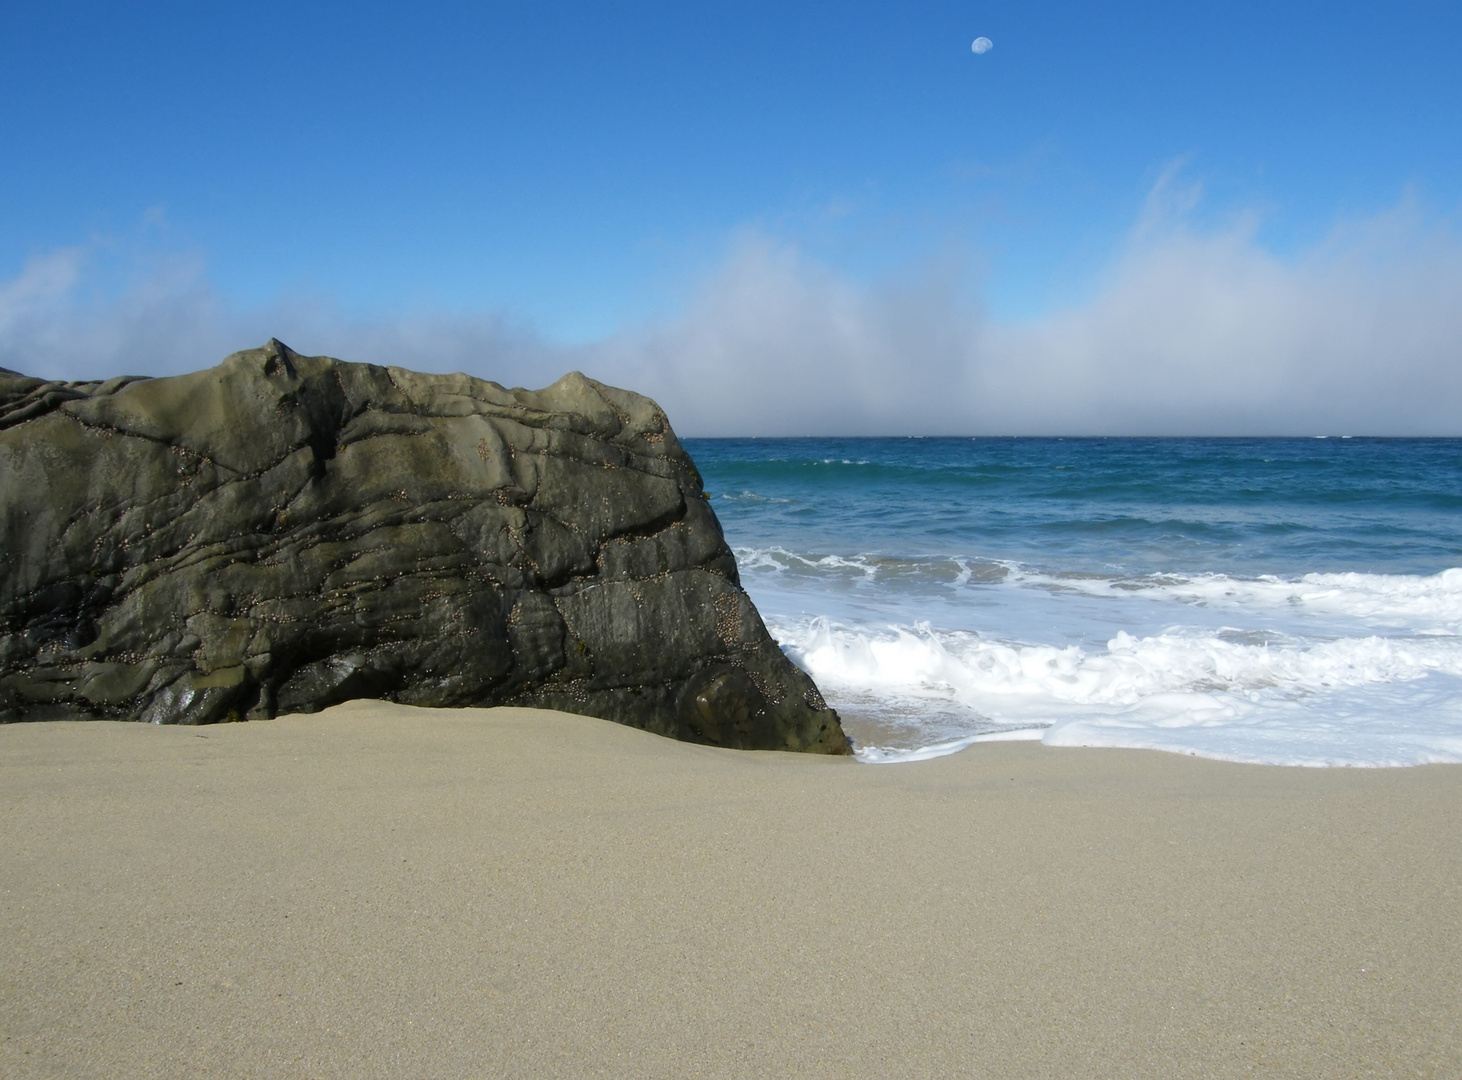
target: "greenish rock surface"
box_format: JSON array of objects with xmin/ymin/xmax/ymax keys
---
[{"xmin": 0, "ymin": 341, "xmax": 850, "ymax": 753}]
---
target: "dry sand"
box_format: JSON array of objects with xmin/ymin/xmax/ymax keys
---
[{"xmin": 2, "ymin": 701, "xmax": 1459, "ymax": 1079}]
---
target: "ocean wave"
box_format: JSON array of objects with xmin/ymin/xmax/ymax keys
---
[
  {"xmin": 738, "ymin": 545, "xmax": 1462, "ymax": 632},
  {"xmin": 768, "ymin": 615, "xmax": 1462, "ymax": 767},
  {"xmin": 734, "ymin": 546, "xmax": 1012, "ymax": 584},
  {"xmin": 703, "ymin": 438, "xmax": 1462, "ymax": 767},
  {"xmin": 778, "ymin": 617, "xmax": 1462, "ymax": 706},
  {"xmin": 735, "ymin": 546, "xmax": 932, "ymax": 580},
  {"xmin": 1009, "ymin": 567, "xmax": 1462, "ymax": 630},
  {"xmin": 714, "ymin": 491, "xmax": 798, "ymax": 505}
]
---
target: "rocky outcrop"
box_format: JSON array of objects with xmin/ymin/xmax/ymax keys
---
[{"xmin": 0, "ymin": 341, "xmax": 850, "ymax": 753}]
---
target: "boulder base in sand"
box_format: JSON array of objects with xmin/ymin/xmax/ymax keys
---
[{"xmin": 0, "ymin": 341, "xmax": 849, "ymax": 753}]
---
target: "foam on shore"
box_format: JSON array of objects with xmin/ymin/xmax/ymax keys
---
[{"xmin": 742, "ymin": 555, "xmax": 1462, "ymax": 766}]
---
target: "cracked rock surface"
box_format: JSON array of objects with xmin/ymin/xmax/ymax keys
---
[{"xmin": 0, "ymin": 340, "xmax": 850, "ymax": 753}]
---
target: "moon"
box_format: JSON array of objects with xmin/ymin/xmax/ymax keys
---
[{"xmin": 971, "ymin": 36, "xmax": 993, "ymax": 54}]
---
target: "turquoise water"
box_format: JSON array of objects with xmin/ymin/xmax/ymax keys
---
[{"xmin": 686, "ymin": 438, "xmax": 1462, "ymax": 765}]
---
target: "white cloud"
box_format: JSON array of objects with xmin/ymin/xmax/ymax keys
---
[
  {"xmin": 0, "ymin": 247, "xmax": 567, "ymax": 390},
  {"xmin": 982, "ymin": 192, "xmax": 1462, "ymax": 434},
  {"xmin": 585, "ymin": 234, "xmax": 985, "ymax": 435},
  {"xmin": 4, "ymin": 181, "xmax": 1461, "ymax": 435},
  {"xmin": 586, "ymin": 187, "xmax": 1462, "ymax": 435}
]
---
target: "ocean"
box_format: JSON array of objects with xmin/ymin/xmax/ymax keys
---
[{"xmin": 684, "ymin": 437, "xmax": 1462, "ymax": 766}]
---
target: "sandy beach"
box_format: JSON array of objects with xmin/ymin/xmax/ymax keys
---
[{"xmin": 2, "ymin": 702, "xmax": 1458, "ymax": 1079}]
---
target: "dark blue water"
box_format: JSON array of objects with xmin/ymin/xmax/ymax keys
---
[
  {"xmin": 683, "ymin": 438, "xmax": 1462, "ymax": 766},
  {"xmin": 687, "ymin": 438, "xmax": 1462, "ymax": 578}
]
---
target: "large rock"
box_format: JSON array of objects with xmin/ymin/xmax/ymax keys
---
[{"xmin": 0, "ymin": 341, "xmax": 850, "ymax": 753}]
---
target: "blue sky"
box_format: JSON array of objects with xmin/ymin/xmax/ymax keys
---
[{"xmin": 3, "ymin": 1, "xmax": 1461, "ymax": 433}]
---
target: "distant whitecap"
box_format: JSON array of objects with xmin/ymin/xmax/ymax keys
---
[{"xmin": 971, "ymin": 36, "xmax": 993, "ymax": 54}]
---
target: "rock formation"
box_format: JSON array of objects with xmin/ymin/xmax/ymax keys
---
[{"xmin": 0, "ymin": 341, "xmax": 850, "ymax": 753}]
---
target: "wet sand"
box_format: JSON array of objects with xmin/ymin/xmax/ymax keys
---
[{"xmin": 2, "ymin": 701, "xmax": 1459, "ymax": 1078}]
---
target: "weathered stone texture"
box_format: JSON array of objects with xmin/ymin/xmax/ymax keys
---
[{"xmin": 0, "ymin": 341, "xmax": 850, "ymax": 753}]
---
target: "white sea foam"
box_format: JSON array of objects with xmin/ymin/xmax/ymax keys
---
[
  {"xmin": 1010, "ymin": 566, "xmax": 1462, "ymax": 631},
  {"xmin": 786, "ymin": 619, "xmax": 1462, "ymax": 704},
  {"xmin": 765, "ymin": 609, "xmax": 1462, "ymax": 767},
  {"xmin": 744, "ymin": 546, "xmax": 1462, "ymax": 766},
  {"xmin": 736, "ymin": 546, "xmax": 882, "ymax": 578},
  {"xmin": 739, "ymin": 545, "xmax": 1462, "ymax": 630},
  {"xmin": 854, "ymin": 728, "xmax": 1044, "ymax": 765}
]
